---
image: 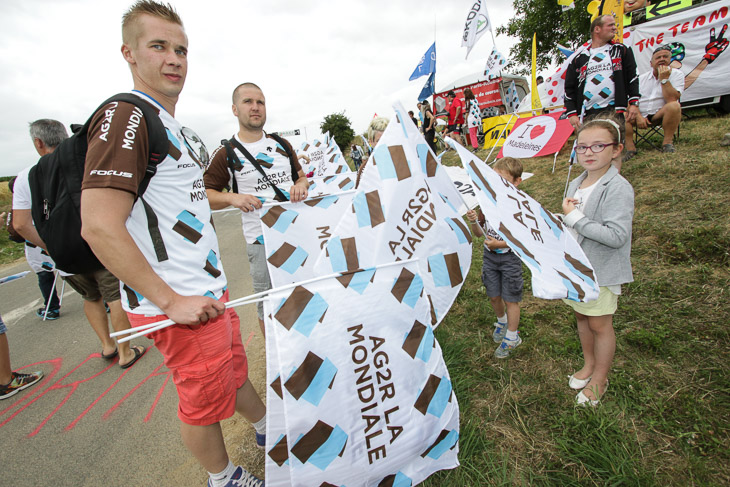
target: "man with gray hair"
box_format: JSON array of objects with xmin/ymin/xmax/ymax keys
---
[
  {"xmin": 11, "ymin": 119, "xmax": 67, "ymax": 320},
  {"xmin": 13, "ymin": 119, "xmax": 146, "ymax": 370},
  {"xmin": 623, "ymin": 44, "xmax": 684, "ymax": 164}
]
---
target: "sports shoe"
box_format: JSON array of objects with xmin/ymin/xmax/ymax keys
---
[
  {"xmin": 0, "ymin": 370, "xmax": 44, "ymax": 400},
  {"xmin": 662, "ymin": 143, "xmax": 676, "ymax": 153},
  {"xmin": 492, "ymin": 322, "xmax": 507, "ymax": 343},
  {"xmin": 255, "ymin": 431, "xmax": 266, "ymax": 450},
  {"xmin": 494, "ymin": 334, "xmax": 522, "ymax": 359},
  {"xmin": 36, "ymin": 308, "xmax": 60, "ymax": 320},
  {"xmin": 207, "ymin": 466, "xmax": 263, "ymax": 487}
]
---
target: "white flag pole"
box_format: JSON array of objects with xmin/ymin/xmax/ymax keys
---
[
  {"xmin": 115, "ymin": 259, "xmax": 420, "ymax": 342},
  {"xmin": 260, "ymin": 189, "xmax": 357, "ymax": 209},
  {"xmin": 42, "ymin": 270, "xmax": 61, "ymax": 321}
]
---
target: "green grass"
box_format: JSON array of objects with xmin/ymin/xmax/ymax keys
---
[
  {"xmin": 0, "ymin": 181, "xmax": 26, "ymax": 265},
  {"xmin": 421, "ymin": 110, "xmax": 730, "ymax": 486}
]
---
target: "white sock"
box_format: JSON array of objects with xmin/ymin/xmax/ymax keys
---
[
  {"xmin": 208, "ymin": 461, "xmax": 236, "ymax": 487},
  {"xmin": 252, "ymin": 415, "xmax": 267, "ymax": 435},
  {"xmin": 505, "ymin": 330, "xmax": 519, "ymax": 340},
  {"xmin": 497, "ymin": 314, "xmax": 507, "ymax": 325}
]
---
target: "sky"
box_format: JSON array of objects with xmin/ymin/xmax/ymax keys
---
[{"xmin": 0, "ymin": 0, "xmax": 525, "ymax": 176}]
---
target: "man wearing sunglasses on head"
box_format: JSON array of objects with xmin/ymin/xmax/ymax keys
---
[
  {"xmin": 79, "ymin": 2, "xmax": 266, "ymax": 485},
  {"xmin": 204, "ymin": 82, "xmax": 309, "ymax": 337}
]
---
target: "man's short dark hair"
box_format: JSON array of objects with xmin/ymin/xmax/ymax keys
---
[
  {"xmin": 447, "ymin": 91, "xmax": 456, "ymax": 97},
  {"xmin": 29, "ymin": 119, "xmax": 68, "ymax": 149},
  {"xmin": 232, "ymin": 82, "xmax": 263, "ymax": 104}
]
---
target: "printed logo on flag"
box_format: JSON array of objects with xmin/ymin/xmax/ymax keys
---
[
  {"xmin": 402, "ymin": 320, "xmax": 435, "ymax": 363},
  {"xmin": 262, "ymin": 205, "xmax": 299, "ymax": 233},
  {"xmin": 274, "ymin": 285, "xmax": 329, "ymax": 336},
  {"xmin": 421, "ymin": 429, "xmax": 459, "ymax": 460},
  {"xmin": 414, "ymin": 374, "xmax": 453, "ymax": 418},
  {"xmin": 284, "ymin": 351, "xmax": 338, "ymax": 406},
  {"xmin": 373, "ymin": 145, "xmax": 412, "ymax": 181},
  {"xmin": 268, "ymin": 242, "xmax": 308, "ymax": 275},
  {"xmin": 390, "ymin": 267, "xmax": 424, "ymax": 309},
  {"xmin": 290, "ymin": 420, "xmax": 348, "ymax": 471}
]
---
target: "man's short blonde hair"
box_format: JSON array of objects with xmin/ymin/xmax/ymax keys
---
[{"xmin": 122, "ymin": 0, "xmax": 183, "ymax": 45}]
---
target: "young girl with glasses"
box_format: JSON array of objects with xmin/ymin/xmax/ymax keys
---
[{"xmin": 561, "ymin": 116, "xmax": 635, "ymax": 406}]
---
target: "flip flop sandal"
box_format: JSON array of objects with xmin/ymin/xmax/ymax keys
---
[
  {"xmin": 101, "ymin": 348, "xmax": 118, "ymax": 360},
  {"xmin": 120, "ymin": 345, "xmax": 147, "ymax": 369}
]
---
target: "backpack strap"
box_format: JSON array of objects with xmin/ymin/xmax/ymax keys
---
[
  {"xmin": 221, "ymin": 139, "xmax": 241, "ymax": 194},
  {"xmin": 268, "ymin": 132, "xmax": 299, "ymax": 183},
  {"xmin": 229, "ymin": 137, "xmax": 290, "ymax": 202},
  {"xmin": 96, "ymin": 93, "xmax": 170, "ymax": 261}
]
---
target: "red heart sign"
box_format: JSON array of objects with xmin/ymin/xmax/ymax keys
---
[{"xmin": 530, "ymin": 125, "xmax": 546, "ymax": 139}]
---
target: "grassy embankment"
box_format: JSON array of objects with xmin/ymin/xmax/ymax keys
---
[{"xmin": 418, "ymin": 110, "xmax": 729, "ymax": 486}]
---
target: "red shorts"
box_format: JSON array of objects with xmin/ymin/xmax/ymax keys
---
[{"xmin": 126, "ymin": 291, "xmax": 248, "ymax": 425}]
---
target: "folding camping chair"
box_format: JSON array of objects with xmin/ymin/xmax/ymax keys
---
[{"xmin": 633, "ymin": 119, "xmax": 680, "ymax": 151}]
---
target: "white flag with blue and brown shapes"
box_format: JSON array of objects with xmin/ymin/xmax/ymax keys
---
[
  {"xmin": 260, "ymin": 190, "xmax": 356, "ymax": 287},
  {"xmin": 298, "ymin": 132, "xmax": 351, "ymax": 178},
  {"xmin": 454, "ymin": 141, "xmax": 599, "ymax": 302},
  {"xmin": 314, "ymin": 102, "xmax": 472, "ymax": 327},
  {"xmin": 263, "ymin": 260, "xmax": 459, "ymax": 486}
]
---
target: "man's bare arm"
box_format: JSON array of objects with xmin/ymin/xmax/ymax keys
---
[
  {"xmin": 13, "ymin": 209, "xmax": 45, "ymax": 248},
  {"xmin": 81, "ymin": 188, "xmax": 224, "ymax": 324}
]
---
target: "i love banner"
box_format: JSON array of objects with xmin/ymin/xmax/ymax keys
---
[{"xmin": 498, "ymin": 112, "xmax": 573, "ymax": 159}]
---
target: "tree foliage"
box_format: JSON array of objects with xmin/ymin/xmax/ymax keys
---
[
  {"xmin": 496, "ymin": 0, "xmax": 593, "ymax": 75},
  {"xmin": 320, "ymin": 112, "xmax": 355, "ymax": 150}
]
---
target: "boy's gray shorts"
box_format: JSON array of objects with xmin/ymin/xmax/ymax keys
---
[
  {"xmin": 246, "ymin": 242, "xmax": 272, "ymax": 320},
  {"xmin": 481, "ymin": 247, "xmax": 524, "ymax": 302}
]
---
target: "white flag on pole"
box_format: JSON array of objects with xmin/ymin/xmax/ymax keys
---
[
  {"xmin": 483, "ymin": 46, "xmax": 506, "ymax": 80},
  {"xmin": 314, "ymin": 102, "xmax": 472, "ymax": 327},
  {"xmin": 462, "ymin": 0, "xmax": 492, "ymax": 59},
  {"xmin": 307, "ymin": 172, "xmax": 357, "ymax": 197},
  {"xmin": 453, "ymin": 141, "xmax": 600, "ymax": 302},
  {"xmin": 260, "ymin": 191, "xmax": 356, "ymax": 287},
  {"xmin": 298, "ymin": 133, "xmax": 350, "ymax": 178},
  {"xmin": 263, "ymin": 261, "xmax": 459, "ymax": 486}
]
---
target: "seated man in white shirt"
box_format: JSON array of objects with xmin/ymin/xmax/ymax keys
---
[{"xmin": 624, "ymin": 45, "xmax": 684, "ymax": 164}]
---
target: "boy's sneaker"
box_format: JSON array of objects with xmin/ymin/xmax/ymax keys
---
[
  {"xmin": 36, "ymin": 308, "xmax": 60, "ymax": 320},
  {"xmin": 0, "ymin": 370, "xmax": 44, "ymax": 400},
  {"xmin": 492, "ymin": 322, "xmax": 508, "ymax": 343},
  {"xmin": 494, "ymin": 334, "xmax": 522, "ymax": 359},
  {"xmin": 255, "ymin": 431, "xmax": 266, "ymax": 450},
  {"xmin": 207, "ymin": 466, "xmax": 263, "ymax": 487}
]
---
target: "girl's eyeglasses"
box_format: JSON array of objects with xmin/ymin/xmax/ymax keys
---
[{"xmin": 575, "ymin": 143, "xmax": 618, "ymax": 154}]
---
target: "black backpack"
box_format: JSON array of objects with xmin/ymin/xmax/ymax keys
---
[
  {"xmin": 221, "ymin": 132, "xmax": 299, "ymax": 201},
  {"xmin": 28, "ymin": 93, "xmax": 169, "ymax": 274}
]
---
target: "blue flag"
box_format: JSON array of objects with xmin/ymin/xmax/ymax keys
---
[
  {"xmin": 409, "ymin": 43, "xmax": 437, "ymax": 81},
  {"xmin": 418, "ymin": 72, "xmax": 435, "ymax": 102}
]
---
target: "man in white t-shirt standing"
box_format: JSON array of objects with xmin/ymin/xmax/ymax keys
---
[
  {"xmin": 565, "ymin": 14, "xmax": 641, "ymax": 135},
  {"xmin": 623, "ymin": 45, "xmax": 684, "ymax": 163},
  {"xmin": 204, "ymin": 82, "xmax": 309, "ymax": 336},
  {"xmin": 79, "ymin": 3, "xmax": 265, "ymax": 486},
  {"xmin": 12, "ymin": 119, "xmax": 65, "ymax": 321}
]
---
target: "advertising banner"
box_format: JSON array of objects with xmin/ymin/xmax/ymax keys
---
[{"xmin": 626, "ymin": 2, "xmax": 730, "ymax": 103}]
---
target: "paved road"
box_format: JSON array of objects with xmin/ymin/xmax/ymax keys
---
[{"xmin": 0, "ymin": 210, "xmax": 267, "ymax": 487}]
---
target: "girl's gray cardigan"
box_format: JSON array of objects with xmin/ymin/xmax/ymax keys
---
[{"xmin": 563, "ymin": 165, "xmax": 634, "ymax": 287}]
